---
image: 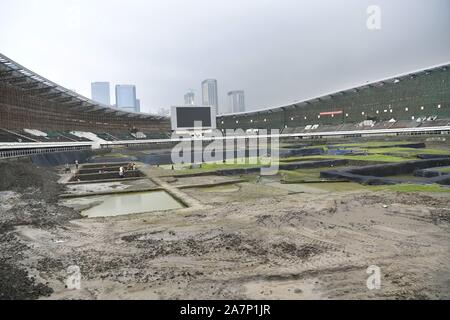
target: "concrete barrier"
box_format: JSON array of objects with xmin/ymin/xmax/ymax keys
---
[
  {"xmin": 414, "ymin": 167, "xmax": 450, "ymax": 178},
  {"xmin": 349, "ymin": 159, "xmax": 450, "ymax": 177},
  {"xmin": 417, "ymin": 154, "xmax": 450, "ymax": 159},
  {"xmin": 320, "ymin": 158, "xmax": 450, "ymax": 185},
  {"xmin": 218, "ymin": 159, "xmax": 349, "ymax": 176}
]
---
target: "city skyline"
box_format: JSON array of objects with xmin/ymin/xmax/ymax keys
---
[{"xmin": 91, "ymin": 82, "xmax": 143, "ymax": 113}]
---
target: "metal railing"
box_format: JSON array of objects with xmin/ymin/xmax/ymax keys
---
[{"xmin": 0, "ymin": 145, "xmax": 92, "ymax": 159}]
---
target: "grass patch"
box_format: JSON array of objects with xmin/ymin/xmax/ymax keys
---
[
  {"xmin": 160, "ymin": 157, "xmax": 279, "ymax": 175},
  {"xmin": 365, "ymin": 147, "xmax": 450, "ymax": 157},
  {"xmin": 281, "ymin": 154, "xmax": 409, "ymax": 163},
  {"xmin": 436, "ymin": 167, "xmax": 450, "ymax": 173},
  {"xmin": 332, "ymin": 141, "xmax": 416, "ymax": 148},
  {"xmin": 281, "ymin": 145, "xmax": 450, "ymax": 163},
  {"xmin": 279, "ymin": 169, "xmax": 323, "ymax": 182}
]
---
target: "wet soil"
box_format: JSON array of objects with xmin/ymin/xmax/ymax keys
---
[
  {"xmin": 0, "ymin": 159, "xmax": 81, "ymax": 300},
  {"xmin": 1, "ymin": 158, "xmax": 450, "ymax": 300}
]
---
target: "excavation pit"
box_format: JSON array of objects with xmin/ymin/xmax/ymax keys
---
[
  {"xmin": 79, "ymin": 162, "xmax": 131, "ymax": 169},
  {"xmin": 77, "ymin": 166, "xmax": 123, "ymax": 175},
  {"xmin": 69, "ymin": 169, "xmax": 145, "ymax": 183},
  {"xmin": 320, "ymin": 158, "xmax": 450, "ymax": 185}
]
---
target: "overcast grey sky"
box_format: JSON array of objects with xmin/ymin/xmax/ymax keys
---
[{"xmin": 1, "ymin": 0, "xmax": 449, "ymax": 114}]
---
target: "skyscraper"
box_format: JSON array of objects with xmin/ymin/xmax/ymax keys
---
[
  {"xmin": 184, "ymin": 92, "xmax": 195, "ymax": 105},
  {"xmin": 228, "ymin": 90, "xmax": 245, "ymax": 114},
  {"xmin": 201, "ymin": 79, "xmax": 218, "ymax": 113},
  {"xmin": 91, "ymin": 82, "xmax": 111, "ymax": 105},
  {"xmin": 135, "ymin": 99, "xmax": 141, "ymax": 113},
  {"xmin": 115, "ymin": 85, "xmax": 137, "ymax": 112}
]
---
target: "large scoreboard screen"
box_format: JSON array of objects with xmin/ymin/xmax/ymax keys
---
[{"xmin": 171, "ymin": 106, "xmax": 216, "ymax": 131}]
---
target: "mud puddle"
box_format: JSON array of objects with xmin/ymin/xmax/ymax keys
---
[{"xmin": 62, "ymin": 191, "xmax": 184, "ymax": 218}]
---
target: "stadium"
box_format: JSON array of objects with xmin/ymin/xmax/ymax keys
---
[
  {"xmin": 1, "ymin": 52, "xmax": 449, "ymax": 157},
  {"xmin": 218, "ymin": 62, "xmax": 450, "ymax": 133},
  {"xmin": 1, "ymin": 49, "xmax": 450, "ymax": 301}
]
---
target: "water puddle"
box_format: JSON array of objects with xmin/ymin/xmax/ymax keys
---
[
  {"xmin": 63, "ymin": 191, "xmax": 184, "ymax": 218},
  {"xmin": 65, "ymin": 180, "xmax": 156, "ymax": 195}
]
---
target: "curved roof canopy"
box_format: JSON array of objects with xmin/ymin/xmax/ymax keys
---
[
  {"xmin": 0, "ymin": 53, "xmax": 167, "ymax": 121},
  {"xmin": 217, "ymin": 61, "xmax": 449, "ymax": 119}
]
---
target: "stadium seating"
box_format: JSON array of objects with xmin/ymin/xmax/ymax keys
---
[
  {"xmin": 0, "ymin": 129, "xmax": 33, "ymax": 142},
  {"xmin": 95, "ymin": 132, "xmax": 118, "ymax": 141}
]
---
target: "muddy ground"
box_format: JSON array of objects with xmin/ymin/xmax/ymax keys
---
[
  {"xmin": 0, "ymin": 159, "xmax": 81, "ymax": 299},
  {"xmin": 1, "ymin": 159, "xmax": 450, "ymax": 300}
]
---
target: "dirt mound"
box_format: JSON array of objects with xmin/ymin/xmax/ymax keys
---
[
  {"xmin": 0, "ymin": 159, "xmax": 62, "ymax": 201},
  {"xmin": 0, "ymin": 159, "xmax": 80, "ymax": 300},
  {"xmin": 0, "ymin": 159, "xmax": 80, "ymax": 231}
]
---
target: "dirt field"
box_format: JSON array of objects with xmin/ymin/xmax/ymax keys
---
[{"xmin": 1, "ymin": 156, "xmax": 449, "ymax": 300}]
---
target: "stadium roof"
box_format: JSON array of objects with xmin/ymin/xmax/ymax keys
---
[
  {"xmin": 0, "ymin": 53, "xmax": 167, "ymax": 120},
  {"xmin": 217, "ymin": 61, "xmax": 450, "ymax": 118}
]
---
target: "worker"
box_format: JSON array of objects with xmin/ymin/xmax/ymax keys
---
[
  {"xmin": 75, "ymin": 160, "xmax": 79, "ymax": 170},
  {"xmin": 119, "ymin": 166, "xmax": 125, "ymax": 178}
]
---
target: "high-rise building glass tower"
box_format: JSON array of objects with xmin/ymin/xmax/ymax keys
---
[
  {"xmin": 184, "ymin": 92, "xmax": 195, "ymax": 105},
  {"xmin": 135, "ymin": 99, "xmax": 141, "ymax": 113},
  {"xmin": 201, "ymin": 79, "xmax": 218, "ymax": 113},
  {"xmin": 115, "ymin": 85, "xmax": 137, "ymax": 112},
  {"xmin": 91, "ymin": 82, "xmax": 111, "ymax": 105},
  {"xmin": 228, "ymin": 90, "xmax": 245, "ymax": 114}
]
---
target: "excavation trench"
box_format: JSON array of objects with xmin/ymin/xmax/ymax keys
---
[{"xmin": 320, "ymin": 158, "xmax": 450, "ymax": 185}]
